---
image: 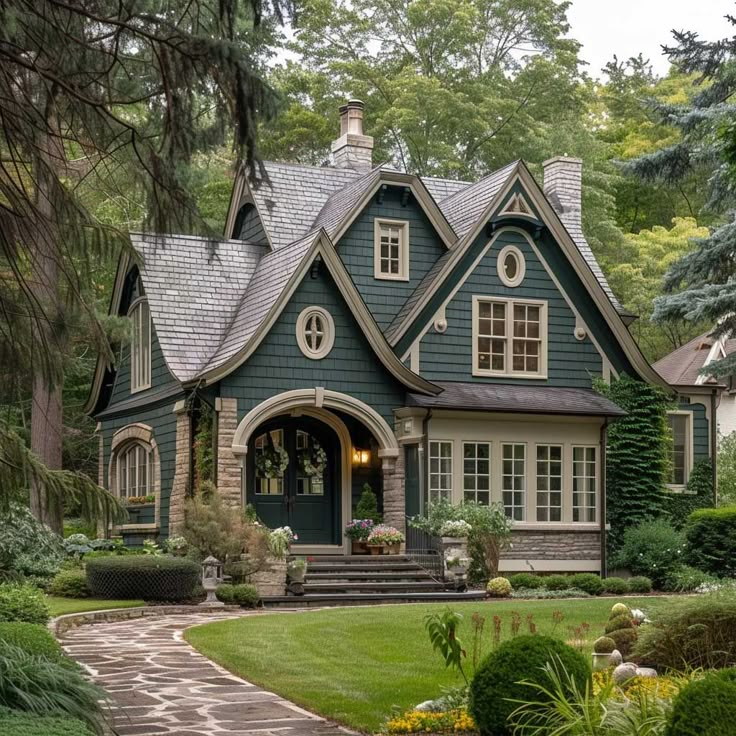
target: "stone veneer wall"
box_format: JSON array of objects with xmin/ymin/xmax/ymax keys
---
[
  {"xmin": 503, "ymin": 529, "xmax": 601, "ymax": 561},
  {"xmin": 216, "ymin": 398, "xmax": 241, "ymax": 507},
  {"xmin": 382, "ymin": 450, "xmax": 406, "ymax": 533},
  {"xmin": 168, "ymin": 410, "xmax": 191, "ymax": 534}
]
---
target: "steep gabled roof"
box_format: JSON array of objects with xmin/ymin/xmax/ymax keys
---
[{"xmin": 654, "ymin": 331, "xmax": 731, "ymax": 387}]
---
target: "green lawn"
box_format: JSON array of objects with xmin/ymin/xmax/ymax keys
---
[
  {"xmin": 46, "ymin": 597, "xmax": 144, "ymax": 617},
  {"xmin": 185, "ymin": 597, "xmax": 675, "ymax": 734}
]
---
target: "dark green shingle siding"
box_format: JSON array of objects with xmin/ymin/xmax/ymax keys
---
[
  {"xmin": 679, "ymin": 401, "xmax": 709, "ymax": 460},
  {"xmin": 337, "ymin": 186, "xmax": 447, "ymax": 330},
  {"xmin": 419, "ymin": 229, "xmax": 603, "ymax": 387}
]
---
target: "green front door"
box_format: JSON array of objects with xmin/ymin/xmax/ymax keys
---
[{"xmin": 248, "ymin": 416, "xmax": 340, "ymax": 545}]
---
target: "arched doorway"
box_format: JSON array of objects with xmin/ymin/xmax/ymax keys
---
[{"xmin": 247, "ymin": 415, "xmax": 341, "ymax": 545}]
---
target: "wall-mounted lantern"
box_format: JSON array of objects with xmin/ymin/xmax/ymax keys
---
[{"xmin": 352, "ymin": 448, "xmax": 371, "ymax": 466}]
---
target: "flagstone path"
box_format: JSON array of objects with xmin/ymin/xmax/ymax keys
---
[{"xmin": 60, "ymin": 612, "xmax": 355, "ymax": 736}]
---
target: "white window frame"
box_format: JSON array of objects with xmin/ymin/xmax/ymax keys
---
[
  {"xmin": 129, "ymin": 297, "xmax": 151, "ymax": 393},
  {"xmin": 295, "ymin": 306, "xmax": 335, "ymax": 360},
  {"xmin": 472, "ymin": 296, "xmax": 548, "ymax": 378},
  {"xmin": 535, "ymin": 444, "xmax": 563, "ymax": 522},
  {"xmin": 462, "ymin": 441, "xmax": 491, "ymax": 506},
  {"xmin": 502, "ymin": 442, "xmax": 526, "ymax": 521},
  {"xmin": 497, "ymin": 244, "xmax": 526, "ymax": 288},
  {"xmin": 116, "ymin": 441, "xmax": 152, "ymax": 499},
  {"xmin": 428, "ymin": 440, "xmax": 453, "ymax": 505},
  {"xmin": 572, "ymin": 445, "xmax": 597, "ymax": 523},
  {"xmin": 667, "ymin": 411, "xmax": 694, "ymax": 490},
  {"xmin": 374, "ymin": 218, "xmax": 409, "ymax": 281}
]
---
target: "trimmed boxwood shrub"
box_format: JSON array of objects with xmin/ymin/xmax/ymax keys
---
[
  {"xmin": 608, "ymin": 628, "xmax": 638, "ymax": 658},
  {"xmin": 48, "ymin": 569, "xmax": 90, "ymax": 598},
  {"xmin": 627, "ymin": 576, "xmax": 653, "ymax": 594},
  {"xmin": 569, "ymin": 573, "xmax": 604, "ymax": 596},
  {"xmin": 602, "ymin": 577, "xmax": 629, "ymax": 595},
  {"xmin": 508, "ymin": 573, "xmax": 543, "ymax": 590},
  {"xmin": 0, "ymin": 623, "xmax": 63, "ymax": 660},
  {"xmin": 0, "ymin": 584, "xmax": 50, "ymax": 624},
  {"xmin": 469, "ymin": 634, "xmax": 590, "ymax": 736},
  {"xmin": 86, "ymin": 556, "xmax": 199, "ymax": 601},
  {"xmin": 605, "ymin": 613, "xmax": 634, "ymax": 634},
  {"xmin": 215, "ymin": 584, "xmax": 259, "ymax": 607},
  {"xmin": 665, "ymin": 669, "xmax": 736, "ymax": 736},
  {"xmin": 685, "ymin": 507, "xmax": 736, "ymax": 577},
  {"xmin": 634, "ymin": 594, "xmax": 736, "ymax": 670},
  {"xmin": 542, "ymin": 574, "xmax": 570, "ymax": 591},
  {"xmin": 0, "ymin": 707, "xmax": 93, "ymax": 736}
]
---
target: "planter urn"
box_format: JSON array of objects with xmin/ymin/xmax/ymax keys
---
[{"xmin": 351, "ymin": 540, "xmax": 369, "ymax": 555}]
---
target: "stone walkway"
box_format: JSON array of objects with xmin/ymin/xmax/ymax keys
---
[{"xmin": 60, "ymin": 612, "xmax": 355, "ymax": 736}]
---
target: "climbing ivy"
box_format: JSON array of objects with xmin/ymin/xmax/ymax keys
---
[
  {"xmin": 595, "ymin": 375, "xmax": 670, "ymax": 552},
  {"xmin": 664, "ymin": 459, "xmax": 714, "ymax": 528},
  {"xmin": 193, "ymin": 403, "xmax": 214, "ymax": 492}
]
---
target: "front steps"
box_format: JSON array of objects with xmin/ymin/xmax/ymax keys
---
[{"xmin": 262, "ymin": 554, "xmax": 486, "ymax": 608}]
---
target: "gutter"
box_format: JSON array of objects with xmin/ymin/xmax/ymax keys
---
[{"xmin": 421, "ymin": 409, "xmax": 432, "ymax": 515}]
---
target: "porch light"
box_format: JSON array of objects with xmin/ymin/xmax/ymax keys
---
[{"xmin": 352, "ymin": 448, "xmax": 371, "ymax": 466}]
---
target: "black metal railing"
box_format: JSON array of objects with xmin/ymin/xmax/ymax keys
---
[{"xmin": 405, "ymin": 517, "xmax": 444, "ymax": 580}]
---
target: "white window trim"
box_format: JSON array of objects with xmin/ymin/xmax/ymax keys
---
[
  {"xmin": 428, "ymin": 439, "xmax": 453, "ymax": 505},
  {"xmin": 374, "ymin": 218, "xmax": 410, "ymax": 281},
  {"xmin": 295, "ymin": 306, "xmax": 335, "ymax": 360},
  {"xmin": 535, "ymin": 443, "xmax": 563, "ymax": 523},
  {"xmin": 115, "ymin": 441, "xmax": 153, "ymax": 500},
  {"xmin": 462, "ymin": 441, "xmax": 492, "ymax": 505},
  {"xmin": 667, "ymin": 410, "xmax": 694, "ymax": 491},
  {"xmin": 128, "ymin": 297, "xmax": 151, "ymax": 394},
  {"xmin": 497, "ymin": 244, "xmax": 526, "ymax": 288},
  {"xmin": 572, "ymin": 444, "xmax": 598, "ymax": 523},
  {"xmin": 472, "ymin": 295, "xmax": 548, "ymax": 379},
  {"xmin": 501, "ymin": 441, "xmax": 527, "ymax": 521}
]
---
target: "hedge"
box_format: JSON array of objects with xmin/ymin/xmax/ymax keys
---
[
  {"xmin": 666, "ymin": 669, "xmax": 736, "ymax": 736},
  {"xmin": 685, "ymin": 507, "xmax": 736, "ymax": 577},
  {"xmin": 0, "ymin": 584, "xmax": 50, "ymax": 624},
  {"xmin": 0, "ymin": 623, "xmax": 63, "ymax": 661},
  {"xmin": 86, "ymin": 556, "xmax": 200, "ymax": 601},
  {"xmin": 0, "ymin": 707, "xmax": 93, "ymax": 736}
]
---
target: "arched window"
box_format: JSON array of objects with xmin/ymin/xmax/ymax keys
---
[
  {"xmin": 129, "ymin": 298, "xmax": 151, "ymax": 392},
  {"xmin": 117, "ymin": 441, "xmax": 152, "ymax": 499}
]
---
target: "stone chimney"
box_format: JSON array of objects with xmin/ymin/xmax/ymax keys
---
[
  {"xmin": 542, "ymin": 156, "xmax": 583, "ymax": 228},
  {"xmin": 331, "ymin": 100, "xmax": 374, "ymax": 172}
]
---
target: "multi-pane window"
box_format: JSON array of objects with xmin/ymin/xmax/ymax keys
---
[
  {"xmin": 572, "ymin": 446, "xmax": 596, "ymax": 522},
  {"xmin": 668, "ymin": 414, "xmax": 690, "ymax": 486},
  {"xmin": 502, "ymin": 443, "xmax": 526, "ymax": 520},
  {"xmin": 536, "ymin": 445, "xmax": 562, "ymax": 521},
  {"xmin": 117, "ymin": 442, "xmax": 152, "ymax": 499},
  {"xmin": 254, "ymin": 429, "xmax": 284, "ymax": 496},
  {"xmin": 463, "ymin": 442, "xmax": 491, "ymax": 505},
  {"xmin": 130, "ymin": 299, "xmax": 151, "ymax": 392},
  {"xmin": 296, "ymin": 430, "xmax": 325, "ymax": 497},
  {"xmin": 429, "ymin": 441, "xmax": 453, "ymax": 504},
  {"xmin": 296, "ymin": 306, "xmax": 335, "ymax": 360},
  {"xmin": 375, "ymin": 219, "xmax": 408, "ymax": 280},
  {"xmin": 474, "ymin": 297, "xmax": 545, "ymax": 377}
]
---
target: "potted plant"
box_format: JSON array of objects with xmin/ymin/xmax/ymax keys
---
[
  {"xmin": 366, "ymin": 524, "xmax": 405, "ymax": 555},
  {"xmin": 591, "ymin": 636, "xmax": 620, "ymax": 671},
  {"xmin": 345, "ymin": 519, "xmax": 374, "ymax": 554},
  {"xmin": 439, "ymin": 519, "xmax": 472, "ymax": 544},
  {"xmin": 125, "ymin": 494, "xmax": 156, "ymax": 524},
  {"xmin": 287, "ymin": 557, "xmax": 308, "ymax": 583},
  {"xmin": 445, "ymin": 549, "xmax": 469, "ymax": 577}
]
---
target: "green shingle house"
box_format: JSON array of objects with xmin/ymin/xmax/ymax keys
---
[{"xmin": 86, "ymin": 100, "xmax": 703, "ymax": 573}]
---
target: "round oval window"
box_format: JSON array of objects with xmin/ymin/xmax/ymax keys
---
[
  {"xmin": 296, "ymin": 307, "xmax": 335, "ymax": 360},
  {"xmin": 498, "ymin": 245, "xmax": 525, "ymax": 287}
]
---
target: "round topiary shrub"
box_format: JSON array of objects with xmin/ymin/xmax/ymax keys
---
[
  {"xmin": 0, "ymin": 622, "xmax": 64, "ymax": 660},
  {"xmin": 665, "ymin": 668, "xmax": 736, "ymax": 736},
  {"xmin": 508, "ymin": 573, "xmax": 543, "ymax": 590},
  {"xmin": 569, "ymin": 573, "xmax": 604, "ymax": 596},
  {"xmin": 542, "ymin": 574, "xmax": 570, "ymax": 591},
  {"xmin": 611, "ymin": 602, "xmax": 631, "ymax": 616},
  {"xmin": 605, "ymin": 614, "xmax": 634, "ymax": 634},
  {"xmin": 0, "ymin": 584, "xmax": 50, "ymax": 624},
  {"xmin": 469, "ymin": 634, "xmax": 591, "ymax": 736},
  {"xmin": 86, "ymin": 556, "xmax": 200, "ymax": 601},
  {"xmin": 486, "ymin": 577, "xmax": 512, "ymax": 597},
  {"xmin": 593, "ymin": 636, "xmax": 616, "ymax": 654},
  {"xmin": 608, "ymin": 628, "xmax": 638, "ymax": 658},
  {"xmin": 627, "ymin": 576, "xmax": 653, "ymax": 594},
  {"xmin": 602, "ymin": 577, "xmax": 629, "ymax": 595},
  {"xmin": 215, "ymin": 583, "xmax": 260, "ymax": 607},
  {"xmin": 48, "ymin": 569, "xmax": 90, "ymax": 598}
]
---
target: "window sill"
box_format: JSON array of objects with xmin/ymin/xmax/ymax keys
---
[
  {"xmin": 472, "ymin": 369, "xmax": 548, "ymax": 380},
  {"xmin": 511, "ymin": 523, "xmax": 602, "ymax": 532},
  {"xmin": 130, "ymin": 383, "xmax": 152, "ymax": 395},
  {"xmin": 374, "ymin": 273, "xmax": 410, "ymax": 282},
  {"xmin": 116, "ymin": 523, "xmax": 159, "ymax": 532},
  {"xmin": 666, "ymin": 484, "xmax": 694, "ymax": 495}
]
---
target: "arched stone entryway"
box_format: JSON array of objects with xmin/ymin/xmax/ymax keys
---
[{"xmin": 220, "ymin": 389, "xmax": 403, "ymax": 553}]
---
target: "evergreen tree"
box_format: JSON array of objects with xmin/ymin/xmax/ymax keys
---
[
  {"xmin": 0, "ymin": 1, "xmax": 290, "ymax": 530},
  {"xmin": 624, "ymin": 16, "xmax": 736, "ymax": 375}
]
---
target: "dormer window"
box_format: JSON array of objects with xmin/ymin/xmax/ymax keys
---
[
  {"xmin": 374, "ymin": 219, "xmax": 409, "ymax": 281},
  {"xmin": 129, "ymin": 297, "xmax": 151, "ymax": 392}
]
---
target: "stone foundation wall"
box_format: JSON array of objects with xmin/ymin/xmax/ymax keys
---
[
  {"xmin": 168, "ymin": 410, "xmax": 191, "ymax": 534},
  {"xmin": 248, "ymin": 558, "xmax": 287, "ymax": 598},
  {"xmin": 504, "ymin": 530, "xmax": 601, "ymax": 560},
  {"xmin": 216, "ymin": 398, "xmax": 241, "ymax": 507}
]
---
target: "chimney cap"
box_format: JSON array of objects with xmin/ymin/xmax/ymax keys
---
[
  {"xmin": 339, "ymin": 99, "xmax": 365, "ymax": 113},
  {"xmin": 542, "ymin": 156, "xmax": 583, "ymax": 168}
]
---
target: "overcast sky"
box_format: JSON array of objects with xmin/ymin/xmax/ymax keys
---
[{"xmin": 568, "ymin": 0, "xmax": 735, "ymax": 77}]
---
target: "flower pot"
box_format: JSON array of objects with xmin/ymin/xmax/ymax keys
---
[
  {"xmin": 351, "ymin": 540, "xmax": 369, "ymax": 555},
  {"xmin": 367, "ymin": 544, "xmax": 382, "ymax": 556},
  {"xmin": 592, "ymin": 652, "xmax": 615, "ymax": 671},
  {"xmin": 385, "ymin": 542, "xmax": 400, "ymax": 555},
  {"xmin": 288, "ymin": 569, "xmax": 306, "ymax": 584}
]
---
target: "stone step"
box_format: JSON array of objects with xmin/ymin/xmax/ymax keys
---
[
  {"xmin": 307, "ymin": 570, "xmax": 435, "ymax": 581},
  {"xmin": 262, "ymin": 591, "xmax": 486, "ymax": 608},
  {"xmin": 303, "ymin": 580, "xmax": 446, "ymax": 593},
  {"xmin": 306, "ymin": 562, "xmax": 425, "ymax": 573},
  {"xmin": 293, "ymin": 554, "xmax": 413, "ymax": 563}
]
